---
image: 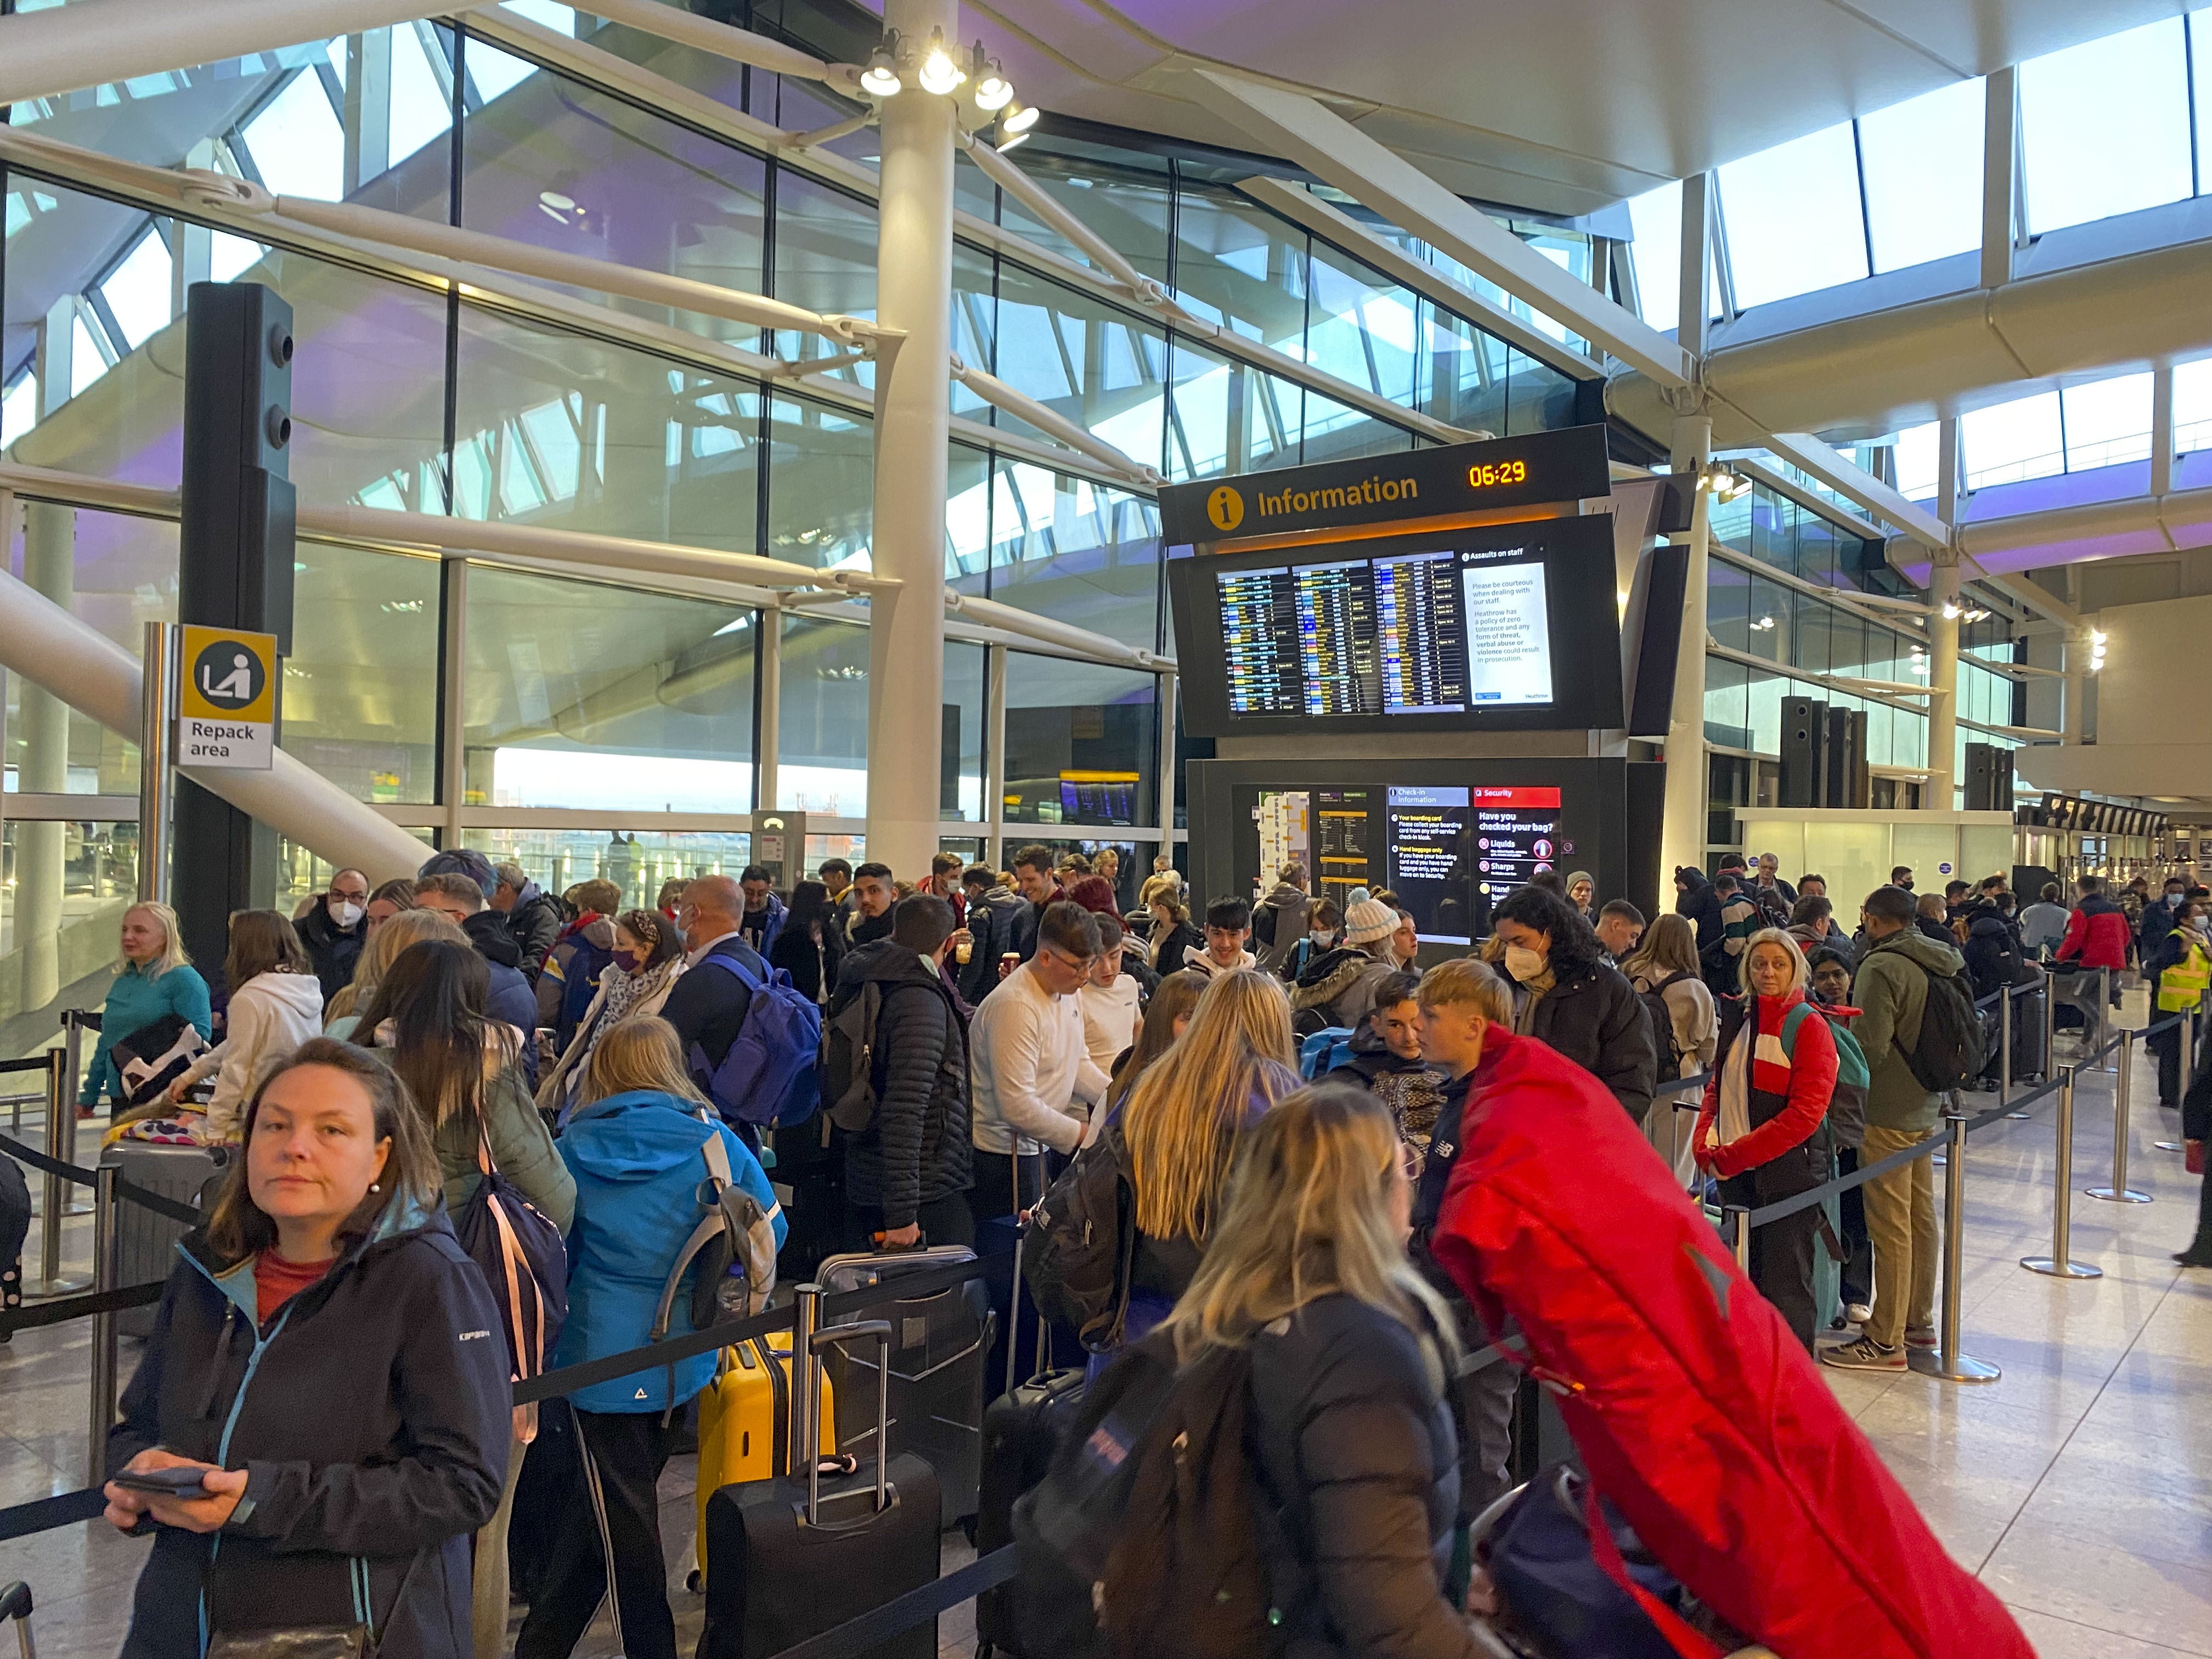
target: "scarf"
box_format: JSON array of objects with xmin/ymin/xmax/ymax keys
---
[
  {"xmin": 1511, "ymin": 966, "xmax": 1556, "ymax": 1034},
  {"xmin": 591, "ymin": 955, "xmax": 678, "ymax": 1040}
]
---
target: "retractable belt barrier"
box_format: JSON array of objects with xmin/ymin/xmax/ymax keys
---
[{"xmin": 0, "ymin": 1131, "xmax": 203, "ymax": 1226}]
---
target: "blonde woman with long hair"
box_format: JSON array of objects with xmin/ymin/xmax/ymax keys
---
[
  {"xmin": 1105, "ymin": 967, "xmax": 1299, "ymax": 1359},
  {"xmin": 324, "ymin": 907, "xmax": 466, "ymax": 1036},
  {"xmin": 80, "ymin": 901, "xmax": 211, "ymax": 1118},
  {"xmin": 1114, "ymin": 1086, "xmax": 1479, "ymax": 1659}
]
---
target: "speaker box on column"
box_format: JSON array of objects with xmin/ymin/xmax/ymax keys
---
[
  {"xmin": 176, "ymin": 282, "xmax": 297, "ymax": 970},
  {"xmin": 1824, "ymin": 707, "xmax": 1869, "ymax": 810},
  {"xmin": 1963, "ymin": 742, "xmax": 2013, "ymax": 812},
  {"xmin": 1781, "ymin": 696, "xmax": 1826, "ymax": 807}
]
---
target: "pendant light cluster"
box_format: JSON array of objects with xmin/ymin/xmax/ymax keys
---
[{"xmin": 855, "ymin": 27, "xmax": 1038, "ymax": 149}]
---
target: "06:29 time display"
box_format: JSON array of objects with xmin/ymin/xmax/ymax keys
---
[{"xmin": 1467, "ymin": 458, "xmax": 1530, "ymax": 488}]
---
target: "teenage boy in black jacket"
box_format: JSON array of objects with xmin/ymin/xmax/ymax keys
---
[{"xmin": 836, "ymin": 894, "xmax": 975, "ymax": 1249}]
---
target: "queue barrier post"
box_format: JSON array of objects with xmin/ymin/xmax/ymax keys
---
[
  {"xmin": 1999, "ymin": 985, "xmax": 2013, "ymax": 1106},
  {"xmin": 791, "ymin": 1282, "xmax": 820, "ymax": 1477},
  {"xmin": 1725, "ymin": 1205, "xmax": 1751, "ymax": 1274},
  {"xmin": 26, "ymin": 1051, "xmax": 88, "ymax": 1297},
  {"xmin": 2022, "ymin": 1065, "xmax": 2103, "ymax": 1279},
  {"xmin": 1910, "ymin": 1113, "xmax": 2001, "ymax": 1383},
  {"xmin": 2087, "ymin": 1027, "xmax": 2151, "ymax": 1204},
  {"xmin": 85, "ymin": 1164, "xmax": 119, "ymax": 1486}
]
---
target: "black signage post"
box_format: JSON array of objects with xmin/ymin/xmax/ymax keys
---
[
  {"xmin": 175, "ymin": 282, "xmax": 297, "ymax": 971},
  {"xmin": 1157, "ymin": 424, "xmax": 1612, "ymax": 546}
]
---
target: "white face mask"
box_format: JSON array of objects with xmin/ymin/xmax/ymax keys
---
[
  {"xmin": 1503, "ymin": 944, "xmax": 1546, "ymax": 983},
  {"xmin": 329, "ymin": 898, "xmax": 365, "ymax": 929},
  {"xmin": 1310, "ymin": 928, "xmax": 1334, "ymax": 947}
]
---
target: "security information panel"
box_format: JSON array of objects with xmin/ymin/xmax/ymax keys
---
[
  {"xmin": 1170, "ymin": 516, "xmax": 1620, "ymax": 738},
  {"xmin": 1192, "ymin": 758, "xmax": 1662, "ymax": 959}
]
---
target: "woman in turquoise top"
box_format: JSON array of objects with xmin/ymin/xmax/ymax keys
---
[{"xmin": 78, "ymin": 901, "xmax": 212, "ymax": 1114}]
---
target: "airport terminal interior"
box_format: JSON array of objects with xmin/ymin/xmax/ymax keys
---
[{"xmin": 3, "ymin": 0, "xmax": 2211, "ymax": 1653}]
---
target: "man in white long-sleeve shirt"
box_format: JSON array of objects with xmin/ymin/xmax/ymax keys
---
[{"xmin": 968, "ymin": 900, "xmax": 1109, "ymax": 1230}]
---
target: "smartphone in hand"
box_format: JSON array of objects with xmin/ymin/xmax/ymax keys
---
[{"xmin": 112, "ymin": 1466, "xmax": 212, "ymax": 1500}]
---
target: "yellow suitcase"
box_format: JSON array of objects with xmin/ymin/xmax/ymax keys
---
[{"xmin": 691, "ymin": 1332, "xmax": 835, "ymax": 1586}]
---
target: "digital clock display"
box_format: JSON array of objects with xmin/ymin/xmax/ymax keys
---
[{"xmin": 1468, "ymin": 459, "xmax": 1530, "ymax": 489}]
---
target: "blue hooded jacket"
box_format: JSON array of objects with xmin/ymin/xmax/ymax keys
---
[{"xmin": 551, "ymin": 1090, "xmax": 785, "ymax": 1414}]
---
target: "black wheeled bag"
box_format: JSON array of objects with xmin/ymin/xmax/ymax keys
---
[
  {"xmin": 697, "ymin": 1317, "xmax": 941, "ymax": 1659},
  {"xmin": 814, "ymin": 1245, "xmax": 993, "ymax": 1526},
  {"xmin": 973, "ymin": 1367, "xmax": 1086, "ymax": 1658}
]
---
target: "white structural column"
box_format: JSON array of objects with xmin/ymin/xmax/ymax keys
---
[
  {"xmin": 984, "ymin": 644, "xmax": 1009, "ymax": 871},
  {"xmin": 16, "ymin": 504, "xmax": 72, "ymax": 1012},
  {"xmin": 2063, "ymin": 630, "xmax": 2088, "ymax": 744},
  {"xmin": 1982, "ymin": 67, "xmax": 2019, "ymax": 291},
  {"xmin": 1659, "ymin": 173, "xmax": 1714, "ymax": 881},
  {"xmin": 865, "ymin": 0, "xmax": 956, "ymax": 877},
  {"xmin": 1662, "ymin": 417, "xmax": 1714, "ymax": 879},
  {"xmin": 1926, "ymin": 417, "xmax": 1963, "ymax": 810},
  {"xmin": 755, "ymin": 605, "xmax": 783, "ymax": 814}
]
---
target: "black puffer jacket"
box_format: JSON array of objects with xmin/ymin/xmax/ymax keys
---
[
  {"xmin": 294, "ymin": 903, "xmax": 365, "ymax": 1006},
  {"xmin": 504, "ymin": 887, "xmax": 565, "ymax": 983},
  {"xmin": 1673, "ymin": 868, "xmax": 1723, "ymax": 955},
  {"xmin": 1963, "ymin": 910, "xmax": 2034, "ymax": 1001},
  {"xmin": 1512, "ymin": 960, "xmax": 1657, "ymax": 1125},
  {"xmin": 111, "ymin": 1204, "xmax": 509, "ymax": 1659},
  {"xmin": 1248, "ymin": 1294, "xmax": 1479, "ymax": 1659},
  {"xmin": 835, "ymin": 938, "xmax": 973, "ymax": 1226},
  {"xmin": 959, "ymin": 885, "xmax": 1029, "ymax": 1005}
]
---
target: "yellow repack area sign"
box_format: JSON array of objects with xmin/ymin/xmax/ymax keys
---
[{"xmin": 177, "ymin": 625, "xmax": 277, "ymax": 769}]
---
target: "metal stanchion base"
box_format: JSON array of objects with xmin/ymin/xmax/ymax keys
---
[
  {"xmin": 1909, "ymin": 1347, "xmax": 2002, "ymax": 1384},
  {"xmin": 2085, "ymin": 1186, "xmax": 2153, "ymax": 1204},
  {"xmin": 2154, "ymin": 1140, "xmax": 2185, "ymax": 1152},
  {"xmin": 2020, "ymin": 1256, "xmax": 2103, "ymax": 1278},
  {"xmin": 24, "ymin": 1275, "xmax": 91, "ymax": 1297},
  {"xmin": 2006, "ymin": 1111, "xmax": 2032, "ymax": 1120}
]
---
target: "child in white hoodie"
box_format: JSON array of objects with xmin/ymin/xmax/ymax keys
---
[{"xmin": 166, "ymin": 909, "xmax": 328, "ymax": 1143}]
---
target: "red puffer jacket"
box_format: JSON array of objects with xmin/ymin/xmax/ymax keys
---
[
  {"xmin": 2055, "ymin": 894, "xmax": 2131, "ymax": 971},
  {"xmin": 1429, "ymin": 1029, "xmax": 2032, "ymax": 1659}
]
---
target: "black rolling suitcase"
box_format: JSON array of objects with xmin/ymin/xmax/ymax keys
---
[
  {"xmin": 697, "ymin": 1313, "xmax": 941, "ymax": 1659},
  {"xmin": 972, "ymin": 1367, "xmax": 1085, "ymax": 1658},
  {"xmin": 2011, "ymin": 984, "xmax": 2049, "ymax": 1082},
  {"xmin": 815, "ymin": 1244, "xmax": 992, "ymax": 1527}
]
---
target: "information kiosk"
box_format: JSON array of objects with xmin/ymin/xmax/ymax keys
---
[{"xmin": 1165, "ymin": 426, "xmax": 1678, "ymax": 955}]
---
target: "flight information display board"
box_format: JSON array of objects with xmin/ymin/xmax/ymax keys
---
[
  {"xmin": 1245, "ymin": 781, "xmax": 1581, "ymax": 946},
  {"xmin": 1172, "ymin": 517, "xmax": 1620, "ymax": 738}
]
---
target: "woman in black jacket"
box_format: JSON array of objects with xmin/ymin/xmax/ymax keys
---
[
  {"xmin": 1156, "ymin": 1084, "xmax": 1481, "ymax": 1659},
  {"xmin": 768, "ymin": 879, "xmax": 845, "ymax": 1005},
  {"xmin": 105, "ymin": 1039, "xmax": 510, "ymax": 1659},
  {"xmin": 1673, "ymin": 865, "xmax": 1724, "ymax": 956},
  {"xmin": 1491, "ymin": 884, "xmax": 1657, "ymax": 1126}
]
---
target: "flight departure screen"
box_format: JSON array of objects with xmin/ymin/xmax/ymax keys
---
[
  {"xmin": 1387, "ymin": 785, "xmax": 1474, "ymax": 944},
  {"xmin": 1211, "ymin": 543, "xmax": 1549, "ymax": 724},
  {"xmin": 1218, "ymin": 567, "xmax": 1300, "ymax": 715}
]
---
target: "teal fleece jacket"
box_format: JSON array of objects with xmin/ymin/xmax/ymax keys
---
[{"xmin": 81, "ymin": 961, "xmax": 212, "ymax": 1107}]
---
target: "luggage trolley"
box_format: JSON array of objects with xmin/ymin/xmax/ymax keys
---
[{"xmin": 1464, "ymin": 1472, "xmax": 1777, "ymax": 1659}]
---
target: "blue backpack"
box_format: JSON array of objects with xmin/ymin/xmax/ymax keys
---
[
  {"xmin": 1299, "ymin": 1026, "xmax": 1357, "ymax": 1080},
  {"xmin": 688, "ymin": 953, "xmax": 823, "ymax": 1129}
]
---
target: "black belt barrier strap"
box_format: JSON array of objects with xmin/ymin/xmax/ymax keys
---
[
  {"xmin": 0, "ymin": 1282, "xmax": 164, "ymax": 1334},
  {"xmin": 0, "ymin": 1488, "xmax": 105, "ymax": 1543},
  {"xmin": 766, "ymin": 1545, "xmax": 1017, "ymax": 1659},
  {"xmin": 0, "ymin": 1132, "xmax": 205, "ymax": 1226},
  {"xmin": 510, "ymin": 1304, "xmax": 789, "ymax": 1405}
]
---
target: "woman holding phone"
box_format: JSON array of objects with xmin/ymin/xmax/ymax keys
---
[{"xmin": 104, "ymin": 1040, "xmax": 510, "ymax": 1659}]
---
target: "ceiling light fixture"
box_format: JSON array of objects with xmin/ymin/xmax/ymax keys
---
[
  {"xmin": 1000, "ymin": 98, "xmax": 1039, "ymax": 134},
  {"xmin": 917, "ymin": 27, "xmax": 965, "ymax": 94},
  {"xmin": 859, "ymin": 35, "xmax": 903, "ymax": 96},
  {"xmin": 971, "ymin": 43, "xmax": 1013, "ymax": 110},
  {"xmin": 1941, "ymin": 601, "xmax": 1961, "ymax": 620}
]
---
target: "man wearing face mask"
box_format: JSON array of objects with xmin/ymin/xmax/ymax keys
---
[
  {"xmin": 295, "ymin": 867, "xmax": 370, "ymax": 1006},
  {"xmin": 1489, "ymin": 883, "xmax": 1656, "ymax": 1125}
]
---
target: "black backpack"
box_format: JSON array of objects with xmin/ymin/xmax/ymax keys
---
[
  {"xmin": 818, "ymin": 979, "xmax": 884, "ymax": 1134},
  {"xmin": 1903, "ymin": 956, "xmax": 1985, "ymax": 1093},
  {"xmin": 1012, "ymin": 1331, "xmax": 1287, "ymax": 1659},
  {"xmin": 1022, "ymin": 1126, "xmax": 1136, "ymax": 1352},
  {"xmin": 1635, "ymin": 970, "xmax": 1694, "ymax": 1074}
]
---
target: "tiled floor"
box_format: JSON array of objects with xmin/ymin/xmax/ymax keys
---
[{"xmin": 3, "ymin": 1025, "xmax": 2207, "ymax": 1659}]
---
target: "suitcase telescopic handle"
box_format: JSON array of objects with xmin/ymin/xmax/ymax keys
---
[
  {"xmin": 2, "ymin": 1581, "xmax": 34, "ymax": 1659},
  {"xmin": 807, "ymin": 1320, "xmax": 893, "ymax": 1522}
]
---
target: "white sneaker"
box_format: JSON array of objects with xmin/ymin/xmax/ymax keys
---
[{"xmin": 1845, "ymin": 1302, "xmax": 1872, "ymax": 1325}]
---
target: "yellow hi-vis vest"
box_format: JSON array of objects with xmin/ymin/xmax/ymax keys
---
[{"xmin": 2157, "ymin": 936, "xmax": 2211, "ymax": 1013}]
